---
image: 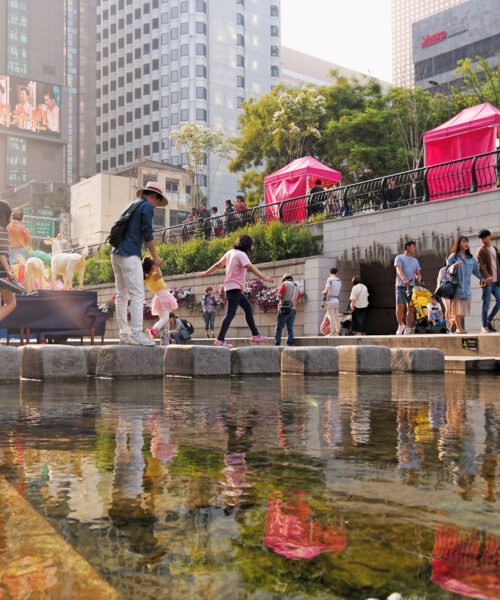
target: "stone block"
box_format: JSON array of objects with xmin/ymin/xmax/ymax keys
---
[
  {"xmin": 0, "ymin": 347, "xmax": 20, "ymax": 382},
  {"xmin": 21, "ymin": 345, "xmax": 87, "ymax": 381},
  {"xmin": 164, "ymin": 345, "xmax": 231, "ymax": 377},
  {"xmin": 337, "ymin": 345, "xmax": 391, "ymax": 374},
  {"xmin": 230, "ymin": 346, "xmax": 282, "ymax": 375},
  {"xmin": 281, "ymin": 346, "xmax": 338, "ymax": 375},
  {"xmin": 96, "ymin": 345, "xmax": 165, "ymax": 378},
  {"xmin": 83, "ymin": 346, "xmax": 107, "ymax": 376},
  {"xmin": 391, "ymin": 348, "xmax": 444, "ymax": 373}
]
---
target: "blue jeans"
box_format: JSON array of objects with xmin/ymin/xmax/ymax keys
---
[
  {"xmin": 481, "ymin": 282, "xmax": 500, "ymax": 327},
  {"xmin": 203, "ymin": 311, "xmax": 216, "ymax": 331},
  {"xmin": 172, "ymin": 330, "xmax": 191, "ymax": 344},
  {"xmin": 218, "ymin": 289, "xmax": 259, "ymax": 341},
  {"xmin": 274, "ymin": 309, "xmax": 297, "ymax": 346}
]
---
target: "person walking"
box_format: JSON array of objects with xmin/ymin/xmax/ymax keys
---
[
  {"xmin": 197, "ymin": 233, "xmax": 274, "ymax": 348},
  {"xmin": 476, "ymin": 229, "xmax": 500, "ymax": 333},
  {"xmin": 201, "ymin": 285, "xmax": 217, "ymax": 338},
  {"xmin": 322, "ymin": 267, "xmax": 342, "ymax": 336},
  {"xmin": 447, "ymin": 235, "xmax": 491, "ymax": 334},
  {"xmin": 436, "ymin": 258, "xmax": 454, "ymax": 332},
  {"xmin": 394, "ymin": 240, "xmax": 422, "ymax": 335},
  {"xmin": 142, "ymin": 257, "xmax": 178, "ymax": 343},
  {"xmin": 349, "ymin": 275, "xmax": 369, "ymax": 335},
  {"xmin": 7, "ymin": 207, "xmax": 31, "ymax": 265},
  {"xmin": 111, "ymin": 182, "xmax": 167, "ymax": 346},
  {"xmin": 0, "ymin": 201, "xmax": 17, "ymax": 323},
  {"xmin": 274, "ymin": 273, "xmax": 301, "ymax": 346}
]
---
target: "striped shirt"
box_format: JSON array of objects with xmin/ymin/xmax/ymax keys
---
[{"xmin": 0, "ymin": 226, "xmax": 10, "ymax": 276}]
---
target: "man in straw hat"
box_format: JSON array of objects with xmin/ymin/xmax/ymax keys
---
[{"xmin": 111, "ymin": 181, "xmax": 168, "ymax": 346}]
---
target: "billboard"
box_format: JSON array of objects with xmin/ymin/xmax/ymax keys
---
[{"xmin": 0, "ymin": 75, "xmax": 61, "ymax": 136}]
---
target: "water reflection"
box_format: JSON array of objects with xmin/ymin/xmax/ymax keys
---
[{"xmin": 0, "ymin": 374, "xmax": 498, "ymax": 599}]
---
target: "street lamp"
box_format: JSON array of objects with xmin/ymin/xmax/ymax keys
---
[{"xmin": 429, "ymin": 80, "xmax": 451, "ymax": 119}]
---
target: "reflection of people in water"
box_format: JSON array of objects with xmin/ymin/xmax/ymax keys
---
[
  {"xmin": 39, "ymin": 89, "xmax": 60, "ymax": 133},
  {"xmin": 14, "ymin": 86, "xmax": 33, "ymax": 130}
]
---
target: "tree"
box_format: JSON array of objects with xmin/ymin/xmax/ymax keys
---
[
  {"xmin": 43, "ymin": 188, "xmax": 69, "ymax": 213},
  {"xmin": 453, "ymin": 52, "xmax": 500, "ymax": 108},
  {"xmin": 170, "ymin": 123, "xmax": 234, "ymax": 206}
]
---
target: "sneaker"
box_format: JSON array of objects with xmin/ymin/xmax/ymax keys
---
[
  {"xmin": 119, "ymin": 334, "xmax": 132, "ymax": 345},
  {"xmin": 488, "ymin": 321, "xmax": 496, "ymax": 332},
  {"xmin": 404, "ymin": 327, "xmax": 412, "ymax": 335},
  {"xmin": 251, "ymin": 335, "xmax": 269, "ymax": 343},
  {"xmin": 396, "ymin": 324, "xmax": 405, "ymax": 335},
  {"xmin": 128, "ymin": 332, "xmax": 155, "ymax": 347},
  {"xmin": 480, "ymin": 327, "xmax": 491, "ymax": 334},
  {"xmin": 160, "ymin": 330, "xmax": 170, "ymax": 346},
  {"xmin": 148, "ymin": 327, "xmax": 158, "ymax": 339},
  {"xmin": 214, "ymin": 340, "xmax": 232, "ymax": 348}
]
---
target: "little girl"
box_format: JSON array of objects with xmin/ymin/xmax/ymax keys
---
[
  {"xmin": 201, "ymin": 285, "xmax": 217, "ymax": 338},
  {"xmin": 197, "ymin": 233, "xmax": 274, "ymax": 348},
  {"xmin": 142, "ymin": 257, "xmax": 178, "ymax": 341}
]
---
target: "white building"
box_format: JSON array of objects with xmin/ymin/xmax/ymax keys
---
[
  {"xmin": 95, "ymin": 0, "xmax": 280, "ymax": 208},
  {"xmin": 392, "ymin": 0, "xmax": 467, "ymax": 87}
]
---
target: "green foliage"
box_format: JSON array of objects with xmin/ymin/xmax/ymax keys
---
[
  {"xmin": 453, "ymin": 52, "xmax": 500, "ymax": 108},
  {"xmin": 84, "ymin": 222, "xmax": 318, "ymax": 285},
  {"xmin": 43, "ymin": 188, "xmax": 70, "ymax": 213}
]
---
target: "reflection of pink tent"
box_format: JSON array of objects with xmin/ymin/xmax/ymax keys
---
[
  {"xmin": 264, "ymin": 156, "xmax": 342, "ymax": 222},
  {"xmin": 424, "ymin": 103, "xmax": 500, "ymax": 201}
]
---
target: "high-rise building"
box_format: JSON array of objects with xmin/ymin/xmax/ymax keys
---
[
  {"xmin": 96, "ymin": 0, "xmax": 281, "ymax": 207},
  {"xmin": 392, "ymin": 0, "xmax": 467, "ymax": 87},
  {"xmin": 0, "ymin": 0, "xmax": 96, "ymax": 203},
  {"xmin": 413, "ymin": 0, "xmax": 500, "ymax": 92}
]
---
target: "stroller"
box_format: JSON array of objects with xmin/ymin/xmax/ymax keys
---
[{"xmin": 409, "ymin": 286, "xmax": 447, "ymax": 334}]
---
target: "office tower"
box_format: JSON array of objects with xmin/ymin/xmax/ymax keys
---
[
  {"xmin": 95, "ymin": 0, "xmax": 281, "ymax": 207},
  {"xmin": 392, "ymin": 0, "xmax": 467, "ymax": 87},
  {"xmin": 413, "ymin": 0, "xmax": 500, "ymax": 91},
  {"xmin": 0, "ymin": 0, "xmax": 96, "ymax": 201}
]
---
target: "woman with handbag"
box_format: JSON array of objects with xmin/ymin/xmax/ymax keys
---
[
  {"xmin": 446, "ymin": 236, "xmax": 491, "ymax": 334},
  {"xmin": 436, "ymin": 259, "xmax": 455, "ymax": 332}
]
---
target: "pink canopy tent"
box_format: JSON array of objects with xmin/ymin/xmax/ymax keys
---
[
  {"xmin": 424, "ymin": 103, "xmax": 500, "ymax": 201},
  {"xmin": 264, "ymin": 156, "xmax": 342, "ymax": 222}
]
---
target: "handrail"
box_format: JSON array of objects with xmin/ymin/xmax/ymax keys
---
[{"xmin": 67, "ymin": 149, "xmax": 500, "ymax": 255}]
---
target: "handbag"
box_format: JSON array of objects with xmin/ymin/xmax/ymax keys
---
[
  {"xmin": 279, "ymin": 300, "xmax": 293, "ymax": 315},
  {"xmin": 435, "ymin": 269, "xmax": 458, "ymax": 299}
]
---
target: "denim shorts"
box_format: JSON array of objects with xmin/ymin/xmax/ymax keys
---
[{"xmin": 395, "ymin": 286, "xmax": 411, "ymax": 305}]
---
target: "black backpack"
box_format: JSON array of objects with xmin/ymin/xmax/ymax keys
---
[
  {"xmin": 181, "ymin": 318, "xmax": 194, "ymax": 335},
  {"xmin": 107, "ymin": 199, "xmax": 146, "ymax": 248}
]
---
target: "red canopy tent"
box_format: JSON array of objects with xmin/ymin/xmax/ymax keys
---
[
  {"xmin": 264, "ymin": 156, "xmax": 342, "ymax": 222},
  {"xmin": 424, "ymin": 103, "xmax": 500, "ymax": 200}
]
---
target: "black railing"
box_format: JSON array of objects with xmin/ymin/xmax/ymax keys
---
[{"xmin": 70, "ymin": 149, "xmax": 500, "ymax": 254}]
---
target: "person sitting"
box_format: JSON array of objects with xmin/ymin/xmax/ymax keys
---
[
  {"xmin": 380, "ymin": 180, "xmax": 400, "ymax": 210},
  {"xmin": 427, "ymin": 294, "xmax": 446, "ymax": 330},
  {"xmin": 168, "ymin": 313, "xmax": 192, "ymax": 344},
  {"xmin": 308, "ymin": 179, "xmax": 326, "ymax": 218}
]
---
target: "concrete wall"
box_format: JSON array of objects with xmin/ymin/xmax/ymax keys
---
[{"xmin": 321, "ymin": 188, "xmax": 500, "ymax": 332}]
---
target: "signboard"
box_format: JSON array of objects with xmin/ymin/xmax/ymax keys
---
[
  {"xmin": 462, "ymin": 337, "xmax": 478, "ymax": 352},
  {"xmin": 421, "ymin": 31, "xmax": 447, "ymax": 48},
  {"xmin": 0, "ymin": 75, "xmax": 61, "ymax": 136},
  {"xmin": 24, "ymin": 215, "xmax": 55, "ymax": 239}
]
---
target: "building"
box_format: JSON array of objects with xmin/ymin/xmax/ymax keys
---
[
  {"xmin": 95, "ymin": 0, "xmax": 281, "ymax": 208},
  {"xmin": 392, "ymin": 0, "xmax": 467, "ymax": 87},
  {"xmin": 0, "ymin": 0, "xmax": 96, "ymax": 200},
  {"xmin": 281, "ymin": 47, "xmax": 390, "ymax": 89},
  {"xmin": 71, "ymin": 160, "xmax": 191, "ymax": 247},
  {"xmin": 413, "ymin": 0, "xmax": 500, "ymax": 92}
]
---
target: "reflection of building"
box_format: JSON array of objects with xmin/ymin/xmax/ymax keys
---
[
  {"xmin": 95, "ymin": 0, "xmax": 280, "ymax": 207},
  {"xmin": 413, "ymin": 0, "xmax": 500, "ymax": 92},
  {"xmin": 70, "ymin": 160, "xmax": 191, "ymax": 247},
  {"xmin": 0, "ymin": 0, "xmax": 96, "ymax": 200},
  {"xmin": 392, "ymin": 0, "xmax": 468, "ymax": 87}
]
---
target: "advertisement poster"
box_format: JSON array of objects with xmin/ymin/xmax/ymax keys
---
[{"xmin": 0, "ymin": 75, "xmax": 61, "ymax": 136}]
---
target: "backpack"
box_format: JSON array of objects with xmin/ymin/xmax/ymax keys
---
[
  {"xmin": 181, "ymin": 318, "xmax": 194, "ymax": 335},
  {"xmin": 107, "ymin": 199, "xmax": 146, "ymax": 248}
]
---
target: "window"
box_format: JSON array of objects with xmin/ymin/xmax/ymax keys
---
[
  {"xmin": 118, "ymin": 115, "xmax": 124, "ymax": 125},
  {"xmin": 180, "ymin": 65, "xmax": 189, "ymax": 78},
  {"xmin": 143, "ymin": 124, "xmax": 150, "ymax": 135},
  {"xmin": 180, "ymin": 87, "xmax": 189, "ymax": 99},
  {"xmin": 152, "ymin": 58, "xmax": 159, "ymax": 70},
  {"xmin": 153, "ymin": 121, "xmax": 160, "ymax": 132},
  {"xmin": 196, "ymin": 43, "xmax": 206, "ymax": 56},
  {"xmin": 180, "ymin": 109, "xmax": 189, "ymax": 121},
  {"xmin": 196, "ymin": 21, "xmax": 206, "ymax": 34},
  {"xmin": 236, "ymin": 13, "xmax": 244, "ymax": 25},
  {"xmin": 110, "ymin": 138, "xmax": 116, "ymax": 149},
  {"xmin": 144, "ymin": 83, "xmax": 150, "ymax": 95},
  {"xmin": 271, "ymin": 65, "xmax": 279, "ymax": 77},
  {"xmin": 118, "ymin": 96, "xmax": 124, "ymax": 108},
  {"xmin": 171, "ymin": 48, "xmax": 178, "ymax": 61},
  {"xmin": 171, "ymin": 113, "xmax": 179, "ymax": 125},
  {"xmin": 135, "ymin": 108, "xmax": 141, "ymax": 119},
  {"xmin": 165, "ymin": 178, "xmax": 179, "ymax": 192},
  {"xmin": 134, "ymin": 88, "xmax": 141, "ymax": 99},
  {"xmin": 134, "ymin": 7, "xmax": 141, "ymax": 18},
  {"xmin": 162, "ymin": 96, "xmax": 169, "ymax": 107},
  {"xmin": 161, "ymin": 32, "xmax": 169, "ymax": 44},
  {"xmin": 270, "ymin": 25, "xmax": 279, "ymax": 36},
  {"xmin": 236, "ymin": 76, "xmax": 245, "ymax": 88},
  {"xmin": 143, "ymin": 64, "xmax": 150, "ymax": 75},
  {"xmin": 135, "ymin": 48, "xmax": 141, "ymax": 59},
  {"xmin": 196, "ymin": 108, "xmax": 207, "ymax": 121},
  {"xmin": 153, "ymin": 100, "xmax": 160, "ymax": 111},
  {"xmin": 134, "ymin": 27, "xmax": 141, "ymax": 39},
  {"xmin": 161, "ymin": 12, "xmax": 168, "ymax": 24},
  {"xmin": 126, "ymin": 91, "xmax": 133, "ymax": 102},
  {"xmin": 237, "ymin": 54, "xmax": 244, "ymax": 67},
  {"xmin": 171, "ymin": 69, "xmax": 178, "ymax": 82},
  {"xmin": 162, "ymin": 117, "xmax": 169, "ymax": 128},
  {"xmin": 118, "ymin": 134, "xmax": 124, "ymax": 145},
  {"xmin": 170, "ymin": 5, "xmax": 178, "ymax": 17},
  {"xmin": 236, "ymin": 0, "xmax": 244, "ymax": 4},
  {"xmin": 270, "ymin": 45, "xmax": 279, "ymax": 57},
  {"xmin": 180, "ymin": 0, "xmax": 188, "ymax": 13},
  {"xmin": 171, "ymin": 27, "xmax": 178, "ymax": 40},
  {"xmin": 180, "ymin": 22, "xmax": 188, "ymax": 34},
  {"xmin": 196, "ymin": 64, "xmax": 206, "ymax": 77},
  {"xmin": 152, "ymin": 79, "xmax": 159, "ymax": 91},
  {"xmin": 103, "ymin": 141, "xmax": 109, "ymax": 152},
  {"xmin": 236, "ymin": 34, "xmax": 244, "ymax": 46},
  {"xmin": 270, "ymin": 5, "xmax": 279, "ymax": 16},
  {"xmin": 171, "ymin": 91, "xmax": 179, "ymax": 103},
  {"xmin": 143, "ymin": 43, "xmax": 150, "ymax": 54},
  {"xmin": 196, "ymin": 0, "xmax": 206, "ymax": 12},
  {"xmin": 237, "ymin": 96, "xmax": 244, "ymax": 108},
  {"xmin": 134, "ymin": 67, "xmax": 141, "ymax": 78},
  {"xmin": 152, "ymin": 141, "xmax": 160, "ymax": 153},
  {"xmin": 180, "ymin": 44, "xmax": 188, "ymax": 56},
  {"xmin": 135, "ymin": 127, "xmax": 141, "ymax": 139},
  {"xmin": 162, "ymin": 53, "xmax": 169, "ymax": 65},
  {"xmin": 143, "ymin": 104, "xmax": 150, "ymax": 116},
  {"xmin": 126, "ymin": 32, "xmax": 132, "ymax": 43},
  {"xmin": 196, "ymin": 86, "xmax": 207, "ymax": 99}
]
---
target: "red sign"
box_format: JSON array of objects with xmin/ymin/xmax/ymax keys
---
[{"xmin": 422, "ymin": 31, "xmax": 447, "ymax": 48}]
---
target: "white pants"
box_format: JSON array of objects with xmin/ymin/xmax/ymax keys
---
[
  {"xmin": 154, "ymin": 311, "xmax": 170, "ymax": 332},
  {"xmin": 326, "ymin": 303, "xmax": 341, "ymax": 335},
  {"xmin": 111, "ymin": 253, "xmax": 145, "ymax": 336}
]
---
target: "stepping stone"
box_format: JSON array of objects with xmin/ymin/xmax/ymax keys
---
[
  {"xmin": 164, "ymin": 345, "xmax": 231, "ymax": 377},
  {"xmin": 445, "ymin": 355, "xmax": 497, "ymax": 372},
  {"xmin": 337, "ymin": 345, "xmax": 391, "ymax": 374},
  {"xmin": 281, "ymin": 346, "xmax": 338, "ymax": 375},
  {"xmin": 391, "ymin": 348, "xmax": 444, "ymax": 373},
  {"xmin": 95, "ymin": 345, "xmax": 165, "ymax": 378},
  {"xmin": 21, "ymin": 345, "xmax": 87, "ymax": 380},
  {"xmin": 230, "ymin": 346, "xmax": 282, "ymax": 375},
  {"xmin": 0, "ymin": 347, "xmax": 20, "ymax": 382}
]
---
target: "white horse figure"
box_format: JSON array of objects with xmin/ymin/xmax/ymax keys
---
[
  {"xmin": 44, "ymin": 234, "xmax": 89, "ymax": 290},
  {"xmin": 25, "ymin": 257, "xmax": 49, "ymax": 292}
]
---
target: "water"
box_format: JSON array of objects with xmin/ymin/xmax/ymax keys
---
[{"xmin": 0, "ymin": 374, "xmax": 499, "ymax": 600}]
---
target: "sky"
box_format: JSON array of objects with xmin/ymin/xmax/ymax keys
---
[{"xmin": 281, "ymin": 0, "xmax": 393, "ymax": 82}]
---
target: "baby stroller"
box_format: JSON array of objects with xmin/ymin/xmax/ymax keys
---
[{"xmin": 409, "ymin": 286, "xmax": 447, "ymax": 334}]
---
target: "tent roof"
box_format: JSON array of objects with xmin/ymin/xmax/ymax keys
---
[
  {"xmin": 264, "ymin": 156, "xmax": 342, "ymax": 185},
  {"xmin": 424, "ymin": 102, "xmax": 500, "ymax": 143}
]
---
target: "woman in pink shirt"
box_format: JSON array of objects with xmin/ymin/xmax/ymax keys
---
[{"xmin": 198, "ymin": 234, "xmax": 274, "ymax": 347}]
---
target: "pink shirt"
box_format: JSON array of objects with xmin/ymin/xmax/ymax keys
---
[{"xmin": 220, "ymin": 249, "xmax": 251, "ymax": 291}]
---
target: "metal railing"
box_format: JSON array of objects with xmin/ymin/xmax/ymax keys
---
[{"xmin": 70, "ymin": 149, "xmax": 500, "ymax": 254}]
